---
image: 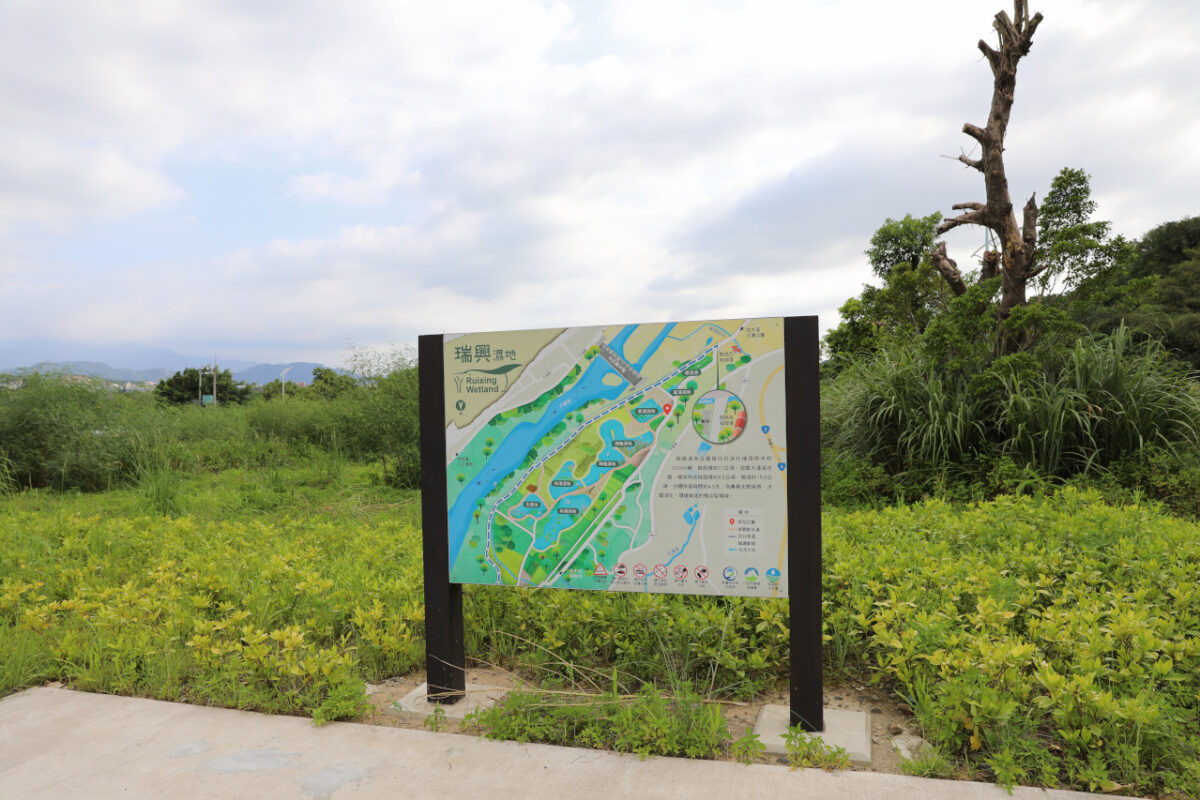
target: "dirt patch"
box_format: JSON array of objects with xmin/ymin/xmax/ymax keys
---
[
  {"xmin": 822, "ymin": 681, "xmax": 914, "ymax": 774},
  {"xmin": 359, "ymin": 669, "xmax": 918, "ymax": 775}
]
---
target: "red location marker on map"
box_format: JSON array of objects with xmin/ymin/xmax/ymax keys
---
[{"xmin": 663, "ymin": 403, "xmax": 672, "ymax": 415}]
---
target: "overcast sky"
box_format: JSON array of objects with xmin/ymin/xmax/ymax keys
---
[{"xmin": 2, "ymin": 0, "xmax": 1197, "ymax": 367}]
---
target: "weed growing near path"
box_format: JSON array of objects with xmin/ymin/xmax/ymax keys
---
[
  {"xmin": 823, "ymin": 490, "xmax": 1200, "ymax": 795},
  {"xmin": 0, "ymin": 486, "xmax": 424, "ymax": 720},
  {"xmin": 466, "ymin": 682, "xmax": 730, "ymax": 760},
  {"xmin": 2, "ymin": 475, "xmax": 1198, "ymax": 794},
  {"xmin": 784, "ymin": 725, "xmax": 851, "ymax": 770},
  {"xmin": 464, "ymin": 588, "xmax": 788, "ymax": 701}
]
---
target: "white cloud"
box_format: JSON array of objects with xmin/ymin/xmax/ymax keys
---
[
  {"xmin": 1, "ymin": 1, "xmax": 1199, "ymax": 362},
  {"xmin": 0, "ymin": 138, "xmax": 182, "ymax": 233}
]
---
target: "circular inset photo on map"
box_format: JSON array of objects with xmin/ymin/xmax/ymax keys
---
[{"xmin": 690, "ymin": 389, "xmax": 747, "ymax": 444}]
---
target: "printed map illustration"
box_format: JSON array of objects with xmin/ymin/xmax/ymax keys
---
[{"xmin": 444, "ymin": 319, "xmax": 788, "ymax": 597}]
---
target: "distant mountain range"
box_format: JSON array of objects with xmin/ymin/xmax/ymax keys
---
[
  {"xmin": 0, "ymin": 338, "xmax": 256, "ymax": 374},
  {"xmin": 15, "ymin": 361, "xmax": 174, "ymax": 383},
  {"xmin": 0, "ymin": 339, "xmax": 331, "ymax": 386}
]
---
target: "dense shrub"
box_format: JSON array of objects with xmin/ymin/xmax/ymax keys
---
[
  {"xmin": 343, "ymin": 349, "xmax": 421, "ymax": 489},
  {"xmin": 0, "ymin": 500, "xmax": 423, "ymax": 717},
  {"xmin": 1075, "ymin": 444, "xmax": 1200, "ymax": 520},
  {"xmin": 996, "ymin": 327, "xmax": 1199, "ymax": 473},
  {"xmin": 0, "ymin": 352, "xmax": 424, "ymax": 492},
  {"xmin": 3, "ymin": 477, "xmax": 1198, "ymax": 794},
  {"xmin": 0, "ymin": 375, "xmax": 140, "ymax": 490},
  {"xmin": 825, "ymin": 324, "xmax": 1200, "ymax": 501},
  {"xmin": 820, "ymin": 448, "xmax": 897, "ymax": 508},
  {"xmin": 465, "ymin": 587, "xmax": 788, "ymax": 701},
  {"xmin": 823, "ymin": 491, "xmax": 1200, "ymax": 795}
]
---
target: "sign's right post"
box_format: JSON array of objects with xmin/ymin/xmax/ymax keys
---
[{"xmin": 785, "ymin": 315, "xmax": 822, "ymax": 732}]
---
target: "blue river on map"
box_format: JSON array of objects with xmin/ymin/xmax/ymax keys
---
[{"xmin": 448, "ymin": 323, "xmax": 676, "ymax": 566}]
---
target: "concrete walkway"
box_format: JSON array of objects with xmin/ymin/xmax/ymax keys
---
[{"xmin": 0, "ymin": 687, "xmax": 1127, "ymax": 800}]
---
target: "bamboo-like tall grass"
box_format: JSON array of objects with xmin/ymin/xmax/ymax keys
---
[
  {"xmin": 0, "ymin": 366, "xmax": 423, "ymax": 492},
  {"xmin": 826, "ymin": 325, "xmax": 1200, "ymax": 487},
  {"xmin": 825, "ymin": 346, "xmax": 988, "ymax": 481},
  {"xmin": 998, "ymin": 326, "xmax": 1200, "ymax": 475}
]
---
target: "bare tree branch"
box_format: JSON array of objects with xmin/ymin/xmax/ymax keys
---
[
  {"xmin": 936, "ymin": 208, "xmax": 987, "ymax": 235},
  {"xmin": 939, "ymin": 2, "xmax": 1044, "ymax": 329},
  {"xmin": 1024, "ymin": 14, "xmax": 1044, "ymax": 46},
  {"xmin": 930, "ymin": 243, "xmax": 969, "ymax": 296},
  {"xmin": 994, "ymin": 10, "xmax": 1020, "ymax": 48},
  {"xmin": 978, "ymin": 41, "xmax": 1002, "ymax": 74},
  {"xmin": 963, "ymin": 123, "xmax": 988, "ymax": 145},
  {"xmin": 981, "ymin": 251, "xmax": 1002, "ymax": 281},
  {"xmin": 1021, "ymin": 193, "xmax": 1038, "ymax": 250}
]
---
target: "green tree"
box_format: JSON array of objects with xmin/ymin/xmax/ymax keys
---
[
  {"xmin": 1133, "ymin": 216, "xmax": 1200, "ymax": 279},
  {"xmin": 866, "ymin": 212, "xmax": 941, "ymax": 278},
  {"xmin": 1125, "ymin": 216, "xmax": 1200, "ymax": 369},
  {"xmin": 1152, "ymin": 255, "xmax": 1200, "ymax": 369},
  {"xmin": 155, "ymin": 367, "xmax": 251, "ymax": 405},
  {"xmin": 832, "ymin": 172, "xmax": 1133, "ymax": 367},
  {"xmin": 822, "ymin": 297, "xmax": 876, "ymax": 363},
  {"xmin": 824, "ymin": 212, "xmax": 953, "ymax": 364},
  {"xmin": 1029, "ymin": 169, "xmax": 1147, "ymax": 341},
  {"xmin": 1035, "ymin": 167, "xmax": 1132, "ymax": 293},
  {"xmin": 260, "ymin": 379, "xmax": 309, "ymax": 400},
  {"xmin": 310, "ymin": 367, "xmax": 357, "ymax": 400},
  {"xmin": 1046, "ymin": 209, "xmax": 1199, "ymax": 370},
  {"xmin": 345, "ymin": 346, "xmax": 420, "ymax": 488}
]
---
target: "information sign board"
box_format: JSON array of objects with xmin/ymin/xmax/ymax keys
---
[
  {"xmin": 420, "ymin": 316, "xmax": 820, "ymax": 729},
  {"xmin": 442, "ymin": 318, "xmax": 790, "ymax": 598}
]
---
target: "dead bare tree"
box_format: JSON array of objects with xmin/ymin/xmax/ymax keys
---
[{"xmin": 931, "ymin": 1, "xmax": 1045, "ymax": 324}]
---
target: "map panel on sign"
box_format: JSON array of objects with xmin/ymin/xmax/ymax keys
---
[{"xmin": 444, "ymin": 318, "xmax": 788, "ymax": 598}]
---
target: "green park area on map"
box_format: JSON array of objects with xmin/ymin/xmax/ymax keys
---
[{"xmin": 444, "ymin": 318, "xmax": 790, "ymax": 598}]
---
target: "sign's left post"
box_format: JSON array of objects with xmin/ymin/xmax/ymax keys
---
[{"xmin": 418, "ymin": 334, "xmax": 466, "ymax": 703}]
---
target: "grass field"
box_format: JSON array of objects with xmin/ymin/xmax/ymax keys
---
[{"xmin": 2, "ymin": 466, "xmax": 1197, "ymax": 796}]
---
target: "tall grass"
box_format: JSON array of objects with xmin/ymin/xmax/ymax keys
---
[
  {"xmin": 826, "ymin": 325, "xmax": 1200, "ymax": 497},
  {"xmin": 826, "ymin": 347, "xmax": 988, "ymax": 478},
  {"xmin": 0, "ymin": 375, "xmax": 140, "ymax": 491},
  {"xmin": 0, "ymin": 449, "xmax": 16, "ymax": 495},
  {"xmin": 0, "ymin": 368, "xmax": 422, "ymax": 492},
  {"xmin": 999, "ymin": 326, "xmax": 1199, "ymax": 475}
]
